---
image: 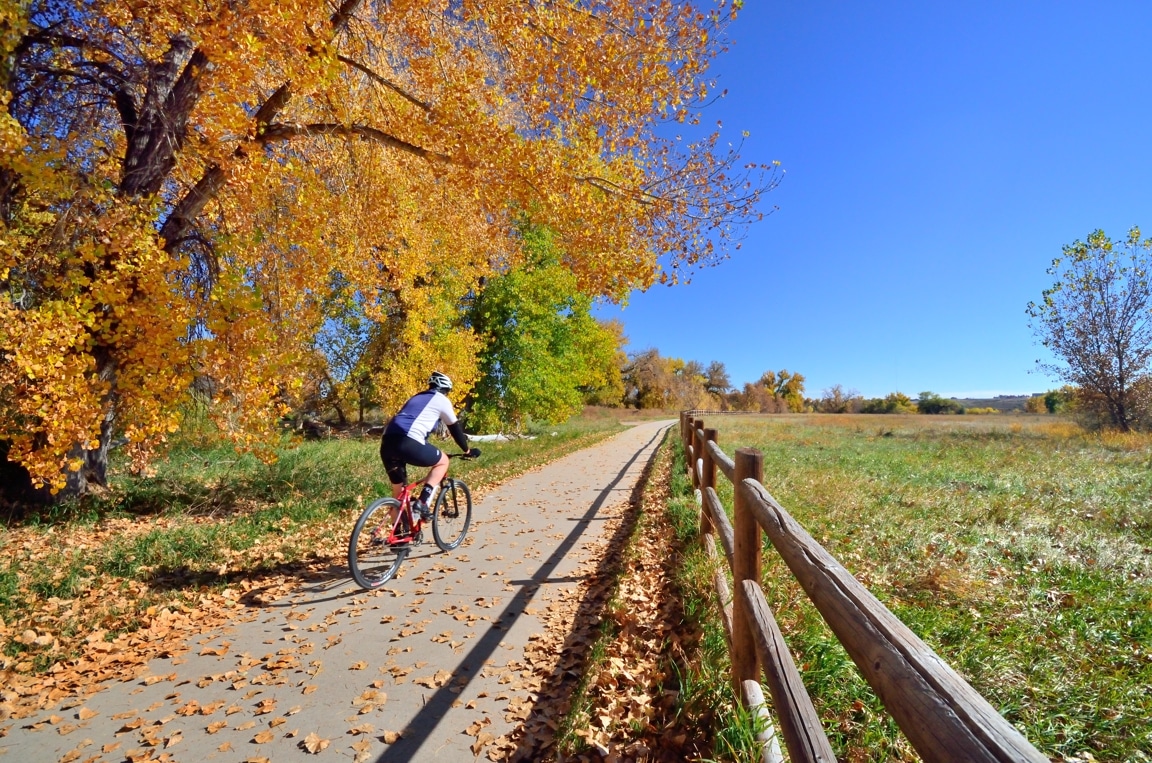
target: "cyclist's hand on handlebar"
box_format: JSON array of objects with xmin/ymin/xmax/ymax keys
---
[{"xmin": 466, "ymin": 447, "xmax": 482, "ymax": 459}]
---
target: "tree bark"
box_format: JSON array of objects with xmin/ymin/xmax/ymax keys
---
[
  {"xmin": 120, "ymin": 36, "xmax": 209, "ymax": 197},
  {"xmin": 59, "ymin": 355, "xmax": 118, "ymax": 499}
]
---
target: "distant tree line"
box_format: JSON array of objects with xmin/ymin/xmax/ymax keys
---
[{"xmin": 619, "ymin": 349, "xmax": 808, "ymax": 413}]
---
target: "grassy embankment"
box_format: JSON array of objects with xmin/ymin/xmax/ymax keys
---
[
  {"xmin": 667, "ymin": 414, "xmax": 1152, "ymax": 762},
  {"xmin": 0, "ymin": 415, "xmax": 628, "ymax": 677}
]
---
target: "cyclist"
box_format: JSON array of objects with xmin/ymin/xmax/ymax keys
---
[{"xmin": 380, "ymin": 372, "xmax": 477, "ymax": 521}]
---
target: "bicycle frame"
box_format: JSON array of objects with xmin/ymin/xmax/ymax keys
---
[
  {"xmin": 377, "ymin": 451, "xmax": 478, "ymax": 545},
  {"xmin": 348, "ymin": 450, "xmax": 478, "ymax": 590},
  {"xmin": 382, "ymin": 479, "xmax": 427, "ymax": 544}
]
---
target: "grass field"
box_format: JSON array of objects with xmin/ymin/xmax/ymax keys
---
[{"xmin": 687, "ymin": 413, "xmax": 1152, "ymax": 762}]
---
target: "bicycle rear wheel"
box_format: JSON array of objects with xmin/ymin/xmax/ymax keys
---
[
  {"xmin": 349, "ymin": 497, "xmax": 408, "ymax": 589},
  {"xmin": 432, "ymin": 478, "xmax": 472, "ymax": 551}
]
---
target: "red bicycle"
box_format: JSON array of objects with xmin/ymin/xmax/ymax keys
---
[{"xmin": 348, "ymin": 451, "xmax": 478, "ymax": 589}]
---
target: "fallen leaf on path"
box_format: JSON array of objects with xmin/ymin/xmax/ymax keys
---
[
  {"xmin": 302, "ymin": 732, "xmax": 329, "ymax": 753},
  {"xmin": 471, "ymin": 731, "xmax": 495, "ymax": 756},
  {"xmin": 253, "ymin": 730, "xmax": 274, "ymax": 744},
  {"xmin": 352, "ymin": 737, "xmax": 372, "ymax": 763},
  {"xmin": 381, "ymin": 730, "xmax": 403, "ymax": 744},
  {"xmin": 175, "ymin": 701, "xmax": 200, "ymax": 716}
]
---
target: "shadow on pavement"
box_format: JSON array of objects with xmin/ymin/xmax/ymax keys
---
[{"xmin": 374, "ymin": 424, "xmax": 671, "ymax": 763}]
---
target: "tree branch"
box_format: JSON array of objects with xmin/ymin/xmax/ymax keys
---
[
  {"xmin": 336, "ymin": 55, "xmax": 430, "ymax": 111},
  {"xmin": 259, "ymin": 122, "xmax": 448, "ymax": 162},
  {"xmin": 159, "ymin": 0, "xmax": 368, "ymax": 248}
]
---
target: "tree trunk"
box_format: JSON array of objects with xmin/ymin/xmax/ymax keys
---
[{"xmin": 57, "ymin": 356, "xmax": 118, "ymax": 500}]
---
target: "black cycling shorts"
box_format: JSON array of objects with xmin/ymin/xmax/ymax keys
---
[{"xmin": 379, "ymin": 433, "xmax": 442, "ymax": 485}]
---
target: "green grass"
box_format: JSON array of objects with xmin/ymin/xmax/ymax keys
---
[
  {"xmin": 689, "ymin": 413, "xmax": 1152, "ymax": 762},
  {"xmin": 662, "ymin": 438, "xmax": 748, "ymax": 761}
]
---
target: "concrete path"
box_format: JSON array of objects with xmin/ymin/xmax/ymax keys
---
[{"xmin": 3, "ymin": 420, "xmax": 673, "ymax": 763}]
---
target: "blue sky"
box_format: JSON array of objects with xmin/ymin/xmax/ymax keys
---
[{"xmin": 596, "ymin": 1, "xmax": 1152, "ymax": 399}]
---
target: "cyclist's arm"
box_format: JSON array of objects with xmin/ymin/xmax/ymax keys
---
[{"xmin": 446, "ymin": 421, "xmax": 469, "ymax": 452}]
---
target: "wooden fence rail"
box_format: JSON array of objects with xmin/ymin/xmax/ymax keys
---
[{"xmin": 679, "ymin": 413, "xmax": 1047, "ymax": 763}]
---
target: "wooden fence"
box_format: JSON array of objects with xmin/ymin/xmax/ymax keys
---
[{"xmin": 679, "ymin": 413, "xmax": 1048, "ymax": 763}]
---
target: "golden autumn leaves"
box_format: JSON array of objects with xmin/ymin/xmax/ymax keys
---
[{"xmin": 3, "ymin": 0, "xmax": 774, "ymax": 492}]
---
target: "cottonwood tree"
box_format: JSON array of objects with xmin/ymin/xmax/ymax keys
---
[
  {"xmin": 818, "ymin": 384, "xmax": 861, "ymax": 413},
  {"xmin": 916, "ymin": 391, "xmax": 962, "ymax": 415},
  {"xmin": 704, "ymin": 360, "xmax": 732, "ymax": 397},
  {"xmin": 582, "ymin": 319, "xmax": 628, "ymax": 408},
  {"xmin": 1027, "ymin": 228, "xmax": 1152, "ymax": 431},
  {"xmin": 622, "ymin": 349, "xmax": 712, "ymax": 410},
  {"xmin": 759, "ymin": 369, "xmax": 806, "ymax": 412},
  {"xmin": 465, "ymin": 226, "xmax": 624, "ymax": 432},
  {"xmin": 1, "ymin": 0, "xmax": 777, "ymax": 496}
]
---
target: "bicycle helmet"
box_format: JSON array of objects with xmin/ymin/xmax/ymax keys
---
[{"xmin": 428, "ymin": 371, "xmax": 453, "ymax": 393}]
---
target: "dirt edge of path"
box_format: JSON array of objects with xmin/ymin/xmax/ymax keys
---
[{"xmin": 464, "ymin": 425, "xmax": 712, "ymax": 763}]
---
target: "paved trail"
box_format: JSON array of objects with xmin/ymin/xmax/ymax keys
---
[{"xmin": 4, "ymin": 420, "xmax": 672, "ymax": 763}]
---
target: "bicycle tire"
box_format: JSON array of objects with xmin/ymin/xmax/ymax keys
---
[
  {"xmin": 348, "ymin": 497, "xmax": 408, "ymax": 589},
  {"xmin": 432, "ymin": 478, "xmax": 472, "ymax": 551}
]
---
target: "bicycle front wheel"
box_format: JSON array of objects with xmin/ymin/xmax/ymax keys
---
[
  {"xmin": 432, "ymin": 478, "xmax": 472, "ymax": 551},
  {"xmin": 349, "ymin": 497, "xmax": 407, "ymax": 589}
]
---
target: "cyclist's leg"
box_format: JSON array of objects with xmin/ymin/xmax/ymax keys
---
[
  {"xmin": 423, "ymin": 450, "xmax": 450, "ymax": 492},
  {"xmin": 414, "ymin": 450, "xmax": 450, "ymax": 512},
  {"xmin": 388, "ymin": 437, "xmax": 443, "ymax": 515},
  {"xmin": 380, "ymin": 436, "xmax": 410, "ymax": 527}
]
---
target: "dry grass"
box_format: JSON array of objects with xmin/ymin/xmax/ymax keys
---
[{"xmin": 692, "ymin": 413, "xmax": 1152, "ymax": 762}]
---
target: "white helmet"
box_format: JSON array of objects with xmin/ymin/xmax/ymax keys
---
[{"xmin": 428, "ymin": 371, "xmax": 453, "ymax": 393}]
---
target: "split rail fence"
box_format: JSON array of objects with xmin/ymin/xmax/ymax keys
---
[{"xmin": 678, "ymin": 412, "xmax": 1047, "ymax": 763}]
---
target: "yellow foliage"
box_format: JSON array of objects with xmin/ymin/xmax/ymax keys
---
[{"xmin": 3, "ymin": 0, "xmax": 771, "ymax": 490}]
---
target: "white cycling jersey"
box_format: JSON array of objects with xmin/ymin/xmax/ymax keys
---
[{"xmin": 384, "ymin": 390, "xmax": 459, "ymax": 443}]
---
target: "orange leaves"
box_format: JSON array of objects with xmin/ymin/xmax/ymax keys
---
[
  {"xmin": 5, "ymin": 0, "xmax": 772, "ymax": 493},
  {"xmin": 0, "ymin": 191, "xmax": 194, "ymax": 490}
]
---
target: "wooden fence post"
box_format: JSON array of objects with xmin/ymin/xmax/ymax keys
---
[
  {"xmin": 683, "ymin": 415, "xmax": 695, "ymax": 471},
  {"xmin": 691, "ymin": 420, "xmax": 704, "ymax": 491},
  {"xmin": 700, "ymin": 427, "xmax": 718, "ymax": 534},
  {"xmin": 732, "ymin": 447, "xmax": 764, "ymax": 693}
]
